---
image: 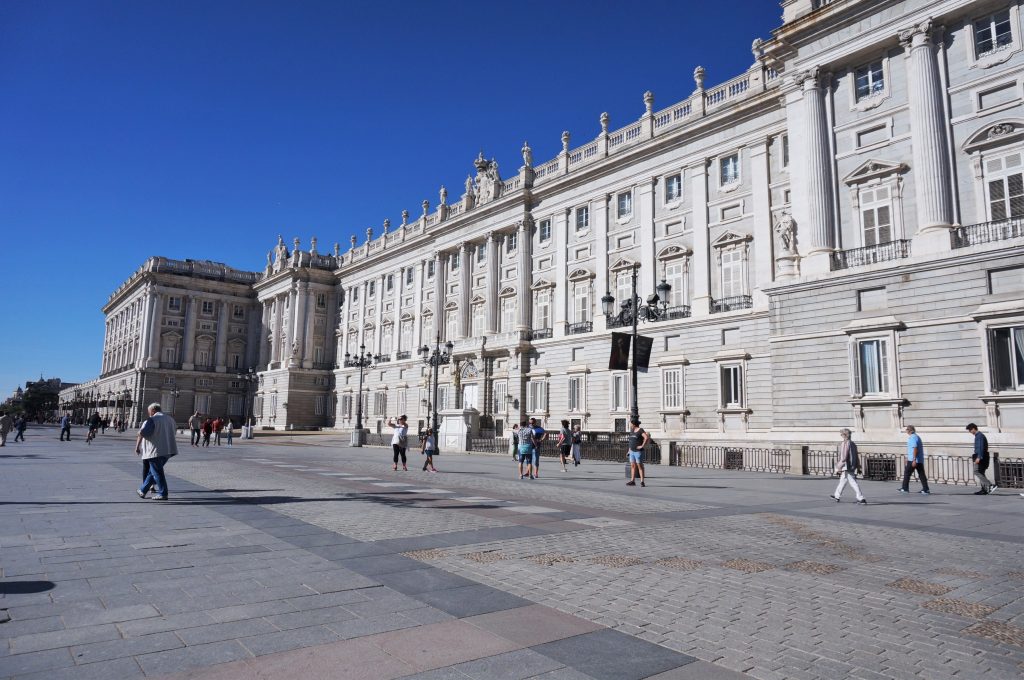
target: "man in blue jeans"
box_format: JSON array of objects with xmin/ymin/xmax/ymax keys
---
[
  {"xmin": 528, "ymin": 417, "xmax": 547, "ymax": 479},
  {"xmin": 135, "ymin": 403, "xmax": 179, "ymax": 500},
  {"xmin": 899, "ymin": 425, "xmax": 930, "ymax": 495}
]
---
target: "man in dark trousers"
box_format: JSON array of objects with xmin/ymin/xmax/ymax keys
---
[{"xmin": 967, "ymin": 423, "xmax": 996, "ymax": 495}]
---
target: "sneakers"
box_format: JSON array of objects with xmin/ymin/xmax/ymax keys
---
[
  {"xmin": 151, "ymin": 496, "xmax": 168, "ymax": 501},
  {"xmin": 919, "ymin": 490, "xmax": 930, "ymax": 495},
  {"xmin": 392, "ymin": 464, "xmax": 398, "ymax": 471},
  {"xmin": 990, "ymin": 485, "xmax": 998, "ymax": 494},
  {"xmin": 830, "ymin": 495, "xmax": 841, "ymax": 502},
  {"xmin": 856, "ymin": 498, "xmax": 867, "ymax": 504},
  {"xmin": 626, "ymin": 481, "xmax": 636, "ymax": 486},
  {"xmin": 640, "ymin": 481, "xmax": 646, "ymax": 487},
  {"xmin": 974, "ymin": 490, "xmax": 988, "ymax": 495},
  {"xmin": 137, "ymin": 490, "xmax": 147, "ymax": 499},
  {"xmin": 897, "ymin": 488, "xmax": 908, "ymax": 493},
  {"xmin": 430, "ymin": 468, "xmax": 438, "ymax": 473}
]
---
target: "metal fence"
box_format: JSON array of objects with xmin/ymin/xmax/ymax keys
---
[
  {"xmin": 670, "ymin": 444, "xmax": 790, "ymax": 473},
  {"xmin": 795, "ymin": 449, "xmax": 1023, "ymax": 487},
  {"xmin": 468, "ymin": 431, "xmax": 661, "ymax": 464}
]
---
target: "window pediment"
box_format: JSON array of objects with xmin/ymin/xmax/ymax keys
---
[
  {"xmin": 844, "ymin": 159, "xmax": 907, "ymax": 185},
  {"xmin": 567, "ymin": 268, "xmax": 594, "ymax": 281},
  {"xmin": 400, "ymin": 312, "xmax": 414, "ymax": 322},
  {"xmin": 363, "ymin": 321, "xmax": 375, "ymax": 330},
  {"xmin": 531, "ymin": 278, "xmax": 556, "ymax": 290},
  {"xmin": 444, "ymin": 300, "xmax": 459, "ymax": 310},
  {"xmin": 711, "ymin": 231, "xmax": 752, "ymax": 249},
  {"xmin": 963, "ymin": 121, "xmax": 1024, "ymax": 154},
  {"xmin": 498, "ymin": 286, "xmax": 517, "ymax": 297},
  {"xmin": 610, "ymin": 258, "xmax": 639, "ymax": 272},
  {"xmin": 657, "ymin": 245, "xmax": 692, "ymax": 260},
  {"xmin": 470, "ymin": 294, "xmax": 486, "ymax": 304}
]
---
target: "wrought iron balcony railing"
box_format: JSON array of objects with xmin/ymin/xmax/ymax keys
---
[
  {"xmin": 951, "ymin": 217, "xmax": 1024, "ymax": 249},
  {"xmin": 528, "ymin": 328, "xmax": 553, "ymax": 341},
  {"xmin": 654, "ymin": 305, "xmax": 692, "ymax": 321},
  {"xmin": 395, "ymin": 350, "xmax": 411, "ymax": 360},
  {"xmin": 710, "ymin": 296, "xmax": 753, "ymax": 314},
  {"xmin": 830, "ymin": 239, "xmax": 910, "ymax": 271},
  {"xmin": 568, "ymin": 321, "xmax": 592, "ymax": 335},
  {"xmin": 159, "ymin": 362, "xmax": 182, "ymax": 370}
]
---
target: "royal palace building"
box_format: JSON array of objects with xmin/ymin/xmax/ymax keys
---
[{"xmin": 64, "ymin": 0, "xmax": 1024, "ymax": 457}]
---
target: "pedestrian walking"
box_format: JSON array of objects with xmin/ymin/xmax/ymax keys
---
[
  {"xmin": 626, "ymin": 419, "xmax": 648, "ymax": 487},
  {"xmin": 13, "ymin": 416, "xmax": 27, "ymax": 442},
  {"xmin": 518, "ymin": 420, "xmax": 536, "ymax": 479},
  {"xmin": 201, "ymin": 418, "xmax": 213, "ymax": 446},
  {"xmin": 557, "ymin": 419, "xmax": 571, "ymax": 472},
  {"xmin": 0, "ymin": 411, "xmax": 13, "ymax": 446},
  {"xmin": 188, "ymin": 411, "xmax": 202, "ymax": 446},
  {"xmin": 899, "ymin": 425, "xmax": 930, "ymax": 494},
  {"xmin": 388, "ymin": 415, "xmax": 409, "ymax": 471},
  {"xmin": 88, "ymin": 411, "xmax": 101, "ymax": 439},
  {"xmin": 135, "ymin": 403, "xmax": 178, "ymax": 500},
  {"xmin": 830, "ymin": 428, "xmax": 866, "ymax": 504},
  {"xmin": 571, "ymin": 424, "xmax": 582, "ymax": 466},
  {"xmin": 967, "ymin": 423, "xmax": 996, "ymax": 495},
  {"xmin": 528, "ymin": 417, "xmax": 547, "ymax": 478},
  {"xmin": 509, "ymin": 423, "xmax": 521, "ymax": 476},
  {"xmin": 59, "ymin": 414, "xmax": 72, "ymax": 441},
  {"xmin": 213, "ymin": 417, "xmax": 223, "ymax": 446},
  {"xmin": 225, "ymin": 420, "xmax": 234, "ymax": 447},
  {"xmin": 420, "ymin": 427, "xmax": 438, "ymax": 472}
]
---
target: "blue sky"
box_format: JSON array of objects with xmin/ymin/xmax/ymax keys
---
[{"xmin": 0, "ymin": 0, "xmax": 782, "ymax": 395}]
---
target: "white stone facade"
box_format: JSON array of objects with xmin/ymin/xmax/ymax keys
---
[{"xmin": 67, "ymin": 0, "xmax": 1024, "ymax": 455}]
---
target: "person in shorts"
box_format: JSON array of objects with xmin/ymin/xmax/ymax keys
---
[
  {"xmin": 626, "ymin": 419, "xmax": 649, "ymax": 487},
  {"xmin": 557, "ymin": 419, "xmax": 571, "ymax": 472},
  {"xmin": 529, "ymin": 417, "xmax": 547, "ymax": 479},
  {"xmin": 518, "ymin": 420, "xmax": 536, "ymax": 479},
  {"xmin": 420, "ymin": 427, "xmax": 438, "ymax": 472}
]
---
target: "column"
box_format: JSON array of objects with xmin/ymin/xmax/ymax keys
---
[
  {"xmin": 595, "ymin": 196, "xmax": 610, "ymax": 330},
  {"xmin": 181, "ymin": 295, "xmax": 198, "ymax": 370},
  {"xmin": 301, "ymin": 282, "xmax": 315, "ymax": 368},
  {"xmin": 259, "ymin": 302, "xmax": 271, "ymax": 367},
  {"xmin": 148, "ymin": 292, "xmax": 163, "ymax": 363},
  {"xmin": 413, "ymin": 261, "xmax": 425, "ymax": 347},
  {"xmin": 554, "ymin": 211, "xmax": 569, "ymax": 336},
  {"xmin": 433, "ymin": 252, "xmax": 444, "ymax": 326},
  {"xmin": 215, "ymin": 299, "xmax": 229, "ymax": 371},
  {"xmin": 458, "ymin": 242, "xmax": 471, "ymax": 338},
  {"xmin": 374, "ymin": 274, "xmax": 385, "ymax": 355},
  {"xmin": 689, "ymin": 162, "xmax": 711, "ymax": 317},
  {"xmin": 357, "ymin": 281, "xmax": 368, "ymax": 350},
  {"xmin": 337, "ymin": 287, "xmax": 349, "ymax": 363},
  {"xmin": 516, "ymin": 218, "xmax": 532, "ymax": 331},
  {"xmin": 391, "ymin": 269, "xmax": 403, "ymax": 357},
  {"xmin": 750, "ymin": 140, "xmax": 773, "ymax": 306},
  {"xmin": 638, "ymin": 178, "xmax": 656, "ymax": 293},
  {"xmin": 799, "ymin": 69, "xmax": 835, "ymax": 273},
  {"xmin": 901, "ymin": 20, "xmax": 953, "ymax": 242},
  {"xmin": 485, "ymin": 234, "xmax": 498, "ymax": 333},
  {"xmin": 246, "ymin": 303, "xmax": 260, "ymax": 368},
  {"xmin": 288, "ymin": 284, "xmax": 303, "ymax": 367}
]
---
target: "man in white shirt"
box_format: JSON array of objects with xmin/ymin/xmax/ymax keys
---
[{"xmin": 135, "ymin": 403, "xmax": 179, "ymax": 500}]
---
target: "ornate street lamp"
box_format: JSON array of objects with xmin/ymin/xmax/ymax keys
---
[
  {"xmin": 601, "ymin": 264, "xmax": 671, "ymax": 423},
  {"xmin": 344, "ymin": 344, "xmax": 379, "ymax": 446},
  {"xmin": 418, "ymin": 333, "xmax": 454, "ymax": 452},
  {"xmin": 236, "ymin": 367, "xmax": 259, "ymax": 434}
]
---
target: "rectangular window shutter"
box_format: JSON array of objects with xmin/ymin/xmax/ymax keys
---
[
  {"xmin": 850, "ymin": 342, "xmax": 862, "ymax": 396},
  {"xmin": 878, "ymin": 339, "xmax": 890, "ymax": 393}
]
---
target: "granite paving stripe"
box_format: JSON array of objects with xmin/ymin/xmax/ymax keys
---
[
  {"xmin": 0, "ymin": 647, "xmax": 76, "ymax": 676},
  {"xmin": 414, "ymin": 584, "xmax": 531, "ymax": 618},
  {"xmin": 69, "ymin": 631, "xmax": 183, "ymax": 665},
  {"xmin": 12, "ymin": 655, "xmax": 145, "ymax": 680},
  {"xmin": 375, "ymin": 568, "xmax": 480, "ymax": 595},
  {"xmin": 532, "ymin": 629, "xmax": 697, "ymax": 680},
  {"xmin": 175, "ymin": 618, "xmax": 282, "ymax": 646},
  {"xmin": 134, "ymin": 639, "xmax": 253, "ymax": 676},
  {"xmin": 60, "ymin": 603, "xmax": 161, "ymax": 628},
  {"xmin": 362, "ymin": 619, "xmax": 521, "ymax": 672},
  {"xmin": 332, "ymin": 554, "xmax": 427, "ymax": 576},
  {"xmin": 238, "ymin": 624, "xmax": 343, "ymax": 656},
  {"xmin": 263, "ymin": 604, "xmax": 361, "ymax": 630},
  {"xmin": 463, "ymin": 605, "xmax": 604, "ymax": 647},
  {"xmin": 8, "ymin": 622, "xmax": 122, "ymax": 654},
  {"xmin": 449, "ymin": 647, "xmax": 565, "ymax": 679}
]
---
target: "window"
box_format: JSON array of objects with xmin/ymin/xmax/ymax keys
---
[
  {"xmin": 665, "ymin": 174, "xmax": 682, "ymax": 202},
  {"xmin": 437, "ymin": 385, "xmax": 450, "ymax": 411},
  {"xmin": 860, "ymin": 186, "xmax": 893, "ymax": 246},
  {"xmin": 201, "ymin": 300, "xmax": 214, "ymax": 315},
  {"xmin": 373, "ymin": 391, "xmax": 387, "ymax": 416},
  {"xmin": 986, "ymin": 153, "xmax": 1024, "ymax": 220},
  {"xmin": 232, "ymin": 304, "xmax": 244, "ymax": 319},
  {"xmin": 381, "ymin": 332, "xmax": 392, "ymax": 356},
  {"xmin": 534, "ymin": 289, "xmax": 551, "ymax": 330},
  {"xmin": 196, "ymin": 349, "xmax": 211, "ymax": 367},
  {"xmin": 405, "ymin": 268, "xmax": 414, "ymax": 285},
  {"xmin": 665, "ymin": 261, "xmax": 686, "ymax": 306},
  {"xmin": 573, "ymin": 283, "xmax": 591, "ymax": 322},
  {"xmin": 975, "ymin": 10, "xmax": 1013, "ymax": 57},
  {"xmin": 168, "ymin": 297, "xmax": 181, "ymax": 312},
  {"xmin": 476, "ymin": 244, "xmax": 486, "ymax": 263},
  {"xmin": 353, "ymin": 287, "xmax": 360, "ymax": 302},
  {"xmin": 471, "ymin": 304, "xmax": 485, "ymax": 336},
  {"xmin": 501, "ymin": 297, "xmax": 516, "ymax": 332},
  {"xmin": 854, "ymin": 61, "xmax": 884, "ymax": 100},
  {"xmin": 451, "ymin": 253, "xmax": 460, "ymax": 270},
  {"xmin": 270, "ymin": 393, "xmax": 278, "ymax": 415},
  {"xmin": 368, "ymin": 281, "xmax": 376, "ymax": 297},
  {"xmin": 782, "ymin": 135, "xmax": 789, "ymax": 168},
  {"xmin": 492, "ymin": 380, "xmax": 507, "ymax": 414},
  {"xmin": 400, "ymin": 321, "xmax": 413, "ymax": 350},
  {"xmin": 427, "ymin": 261, "xmax": 435, "ymax": 278},
  {"xmin": 445, "ymin": 310, "xmax": 458, "ymax": 340},
  {"xmin": 315, "ymin": 395, "xmax": 326, "ymax": 416},
  {"xmin": 990, "ymin": 326, "xmax": 1024, "ymax": 391},
  {"xmin": 229, "ymin": 352, "xmax": 241, "ymax": 369},
  {"xmin": 852, "ymin": 339, "xmax": 890, "ymax": 395},
  {"xmin": 617, "ymin": 192, "xmax": 632, "ymax": 219},
  {"xmin": 506, "ymin": 232, "xmax": 518, "ymax": 253},
  {"xmin": 228, "ymin": 395, "xmax": 243, "ymax": 416},
  {"xmin": 575, "ymin": 206, "xmax": 589, "ymax": 231},
  {"xmin": 421, "ymin": 315, "xmax": 434, "ymax": 344},
  {"xmin": 615, "ymin": 271, "xmax": 632, "ymax": 309},
  {"xmin": 539, "ymin": 219, "xmax": 551, "ymax": 243},
  {"xmin": 721, "ymin": 250, "xmax": 744, "ymax": 298},
  {"xmin": 385, "ymin": 275, "xmax": 393, "ymax": 292},
  {"xmin": 568, "ymin": 376, "xmax": 583, "ymax": 412},
  {"xmin": 663, "ymin": 367, "xmax": 682, "ymax": 409},
  {"xmin": 720, "ymin": 364, "xmax": 744, "ymax": 407},
  {"xmin": 720, "ymin": 154, "xmax": 740, "ymax": 185},
  {"xmin": 527, "ymin": 380, "xmax": 547, "ymax": 412},
  {"xmin": 195, "ymin": 394, "xmax": 212, "ymax": 414},
  {"xmin": 162, "ymin": 346, "xmax": 177, "ymax": 363},
  {"xmin": 341, "ymin": 394, "xmax": 352, "ymax": 419},
  {"xmin": 611, "ymin": 374, "xmax": 628, "ymax": 411}
]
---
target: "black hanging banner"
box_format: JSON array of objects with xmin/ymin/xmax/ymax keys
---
[
  {"xmin": 609, "ymin": 332, "xmax": 631, "ymax": 370},
  {"xmin": 635, "ymin": 335, "xmax": 654, "ymax": 371}
]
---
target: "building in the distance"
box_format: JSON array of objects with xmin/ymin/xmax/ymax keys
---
[{"xmin": 64, "ymin": 0, "xmax": 1024, "ymax": 459}]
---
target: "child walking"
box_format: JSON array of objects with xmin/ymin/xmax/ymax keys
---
[{"xmin": 421, "ymin": 428, "xmax": 438, "ymax": 472}]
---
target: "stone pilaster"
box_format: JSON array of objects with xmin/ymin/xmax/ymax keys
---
[
  {"xmin": 638, "ymin": 178, "xmax": 656, "ymax": 294},
  {"xmin": 799, "ymin": 69, "xmax": 835, "ymax": 274},
  {"xmin": 459, "ymin": 242, "xmax": 471, "ymax": 338},
  {"xmin": 413, "ymin": 261, "xmax": 424, "ymax": 349},
  {"xmin": 433, "ymin": 252, "xmax": 444, "ymax": 334},
  {"xmin": 594, "ymin": 196, "xmax": 610, "ymax": 330},
  {"xmin": 554, "ymin": 211, "xmax": 569, "ymax": 336},
  {"xmin": 901, "ymin": 20, "xmax": 953, "ymax": 250},
  {"xmin": 516, "ymin": 218, "xmax": 532, "ymax": 331},
  {"xmin": 689, "ymin": 162, "xmax": 711, "ymax": 317},
  {"xmin": 259, "ymin": 301, "xmax": 271, "ymax": 368},
  {"xmin": 485, "ymin": 233, "xmax": 498, "ymax": 333},
  {"xmin": 374, "ymin": 275, "xmax": 385, "ymax": 355},
  {"xmin": 181, "ymin": 295, "xmax": 198, "ymax": 370},
  {"xmin": 215, "ymin": 299, "xmax": 229, "ymax": 372},
  {"xmin": 750, "ymin": 140, "xmax": 773, "ymax": 306}
]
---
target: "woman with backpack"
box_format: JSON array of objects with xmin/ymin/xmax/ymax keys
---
[{"xmin": 387, "ymin": 415, "xmax": 409, "ymax": 471}]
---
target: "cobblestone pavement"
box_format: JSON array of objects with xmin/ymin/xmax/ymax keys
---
[{"xmin": 1, "ymin": 428, "xmax": 1022, "ymax": 680}]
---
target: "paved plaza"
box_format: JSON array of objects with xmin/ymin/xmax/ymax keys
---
[{"xmin": 1, "ymin": 428, "xmax": 1023, "ymax": 680}]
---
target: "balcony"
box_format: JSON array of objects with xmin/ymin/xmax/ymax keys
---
[
  {"xmin": 194, "ymin": 364, "xmax": 215, "ymax": 372},
  {"xmin": 830, "ymin": 240, "xmax": 910, "ymax": 271},
  {"xmin": 656, "ymin": 305, "xmax": 691, "ymax": 321},
  {"xmin": 567, "ymin": 321, "xmax": 592, "ymax": 335},
  {"xmin": 951, "ymin": 218, "xmax": 1024, "ymax": 249},
  {"xmin": 159, "ymin": 362, "xmax": 182, "ymax": 370},
  {"xmin": 528, "ymin": 328, "xmax": 553, "ymax": 341},
  {"xmin": 375, "ymin": 355, "xmax": 391, "ymax": 364},
  {"xmin": 711, "ymin": 296, "xmax": 753, "ymax": 314},
  {"xmin": 396, "ymin": 350, "xmax": 411, "ymax": 360},
  {"xmin": 312, "ymin": 362, "xmax": 333, "ymax": 370}
]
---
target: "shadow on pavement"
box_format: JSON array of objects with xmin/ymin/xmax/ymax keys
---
[{"xmin": 0, "ymin": 580, "xmax": 56, "ymax": 595}]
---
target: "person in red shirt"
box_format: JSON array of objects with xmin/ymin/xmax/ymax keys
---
[{"xmin": 201, "ymin": 418, "xmax": 213, "ymax": 447}]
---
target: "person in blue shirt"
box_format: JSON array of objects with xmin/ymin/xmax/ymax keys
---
[
  {"xmin": 528, "ymin": 417, "xmax": 547, "ymax": 479},
  {"xmin": 967, "ymin": 423, "xmax": 996, "ymax": 495},
  {"xmin": 899, "ymin": 425, "xmax": 930, "ymax": 494}
]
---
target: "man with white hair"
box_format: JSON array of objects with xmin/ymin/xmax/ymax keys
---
[
  {"xmin": 135, "ymin": 403, "xmax": 178, "ymax": 500},
  {"xmin": 830, "ymin": 428, "xmax": 866, "ymax": 504}
]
